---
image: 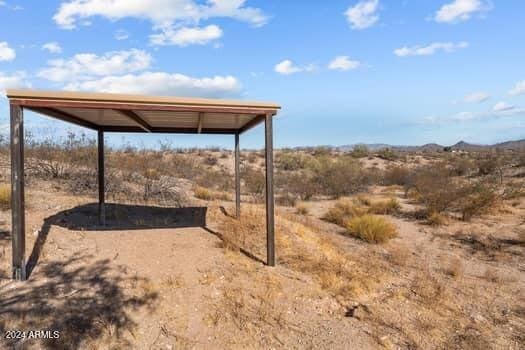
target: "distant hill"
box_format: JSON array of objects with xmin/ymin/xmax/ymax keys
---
[{"xmin": 337, "ymin": 139, "xmax": 525, "ymax": 152}]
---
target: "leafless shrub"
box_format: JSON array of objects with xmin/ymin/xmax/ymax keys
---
[
  {"xmin": 241, "ymin": 166, "xmax": 265, "ymax": 202},
  {"xmin": 383, "ymin": 165, "xmax": 411, "ymax": 186},
  {"xmin": 410, "ymin": 269, "xmax": 446, "ymax": 304},
  {"xmin": 275, "ymin": 192, "xmax": 297, "ymax": 207}
]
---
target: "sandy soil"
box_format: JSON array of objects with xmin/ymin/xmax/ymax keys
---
[{"xmin": 0, "ymin": 179, "xmax": 524, "ymax": 349}]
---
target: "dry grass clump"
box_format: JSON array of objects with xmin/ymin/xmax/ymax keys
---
[
  {"xmin": 193, "ymin": 186, "xmax": 231, "ymax": 201},
  {"xmin": 295, "ymin": 202, "xmax": 309, "ymax": 215},
  {"xmin": 216, "ymin": 205, "xmax": 384, "ymax": 304},
  {"xmin": 427, "ymin": 211, "xmax": 446, "ymax": 226},
  {"xmin": 368, "ymin": 198, "xmax": 401, "ymax": 215},
  {"xmin": 345, "ymin": 215, "xmax": 398, "ymax": 243},
  {"xmin": 442, "ymin": 257, "xmax": 463, "ymax": 279},
  {"xmin": 0, "ymin": 184, "xmax": 10, "ymax": 210},
  {"xmin": 410, "ymin": 269, "xmax": 446, "ymax": 304},
  {"xmin": 323, "ymin": 198, "xmax": 366, "ymax": 226},
  {"xmin": 385, "ymin": 245, "xmax": 411, "ymax": 267}
]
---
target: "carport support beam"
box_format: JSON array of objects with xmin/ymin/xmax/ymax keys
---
[
  {"xmin": 10, "ymin": 104, "xmax": 26, "ymax": 280},
  {"xmin": 265, "ymin": 114, "xmax": 275, "ymax": 266},
  {"xmin": 98, "ymin": 129, "xmax": 105, "ymax": 225},
  {"xmin": 235, "ymin": 133, "xmax": 241, "ymax": 219}
]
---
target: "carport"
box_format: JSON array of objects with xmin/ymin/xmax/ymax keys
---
[{"xmin": 6, "ymin": 89, "xmax": 280, "ymax": 280}]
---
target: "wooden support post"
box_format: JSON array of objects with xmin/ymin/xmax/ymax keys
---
[
  {"xmin": 10, "ymin": 104, "xmax": 26, "ymax": 280},
  {"xmin": 265, "ymin": 114, "xmax": 275, "ymax": 266},
  {"xmin": 235, "ymin": 133, "xmax": 241, "ymax": 219},
  {"xmin": 98, "ymin": 130, "xmax": 105, "ymax": 225}
]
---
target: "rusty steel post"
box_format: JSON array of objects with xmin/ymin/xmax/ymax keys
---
[
  {"xmin": 10, "ymin": 103, "xmax": 26, "ymax": 280},
  {"xmin": 265, "ymin": 114, "xmax": 275, "ymax": 266}
]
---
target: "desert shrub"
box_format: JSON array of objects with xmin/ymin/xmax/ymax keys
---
[
  {"xmin": 197, "ymin": 168, "xmax": 233, "ymax": 192},
  {"xmin": 311, "ymin": 146, "xmax": 332, "ymax": 157},
  {"xmin": 456, "ymin": 182, "xmax": 498, "ymax": 221},
  {"xmin": 276, "ymin": 152, "xmax": 308, "ymax": 171},
  {"xmin": 295, "ymin": 202, "xmax": 309, "ymax": 215},
  {"xmin": 405, "ymin": 163, "xmax": 458, "ymax": 214},
  {"xmin": 368, "ymin": 198, "xmax": 401, "ymax": 215},
  {"xmin": 502, "ymin": 181, "xmax": 525, "ymax": 200},
  {"xmin": 324, "ymin": 199, "xmax": 366, "ymax": 226},
  {"xmin": 476, "ymin": 156, "xmax": 503, "ymax": 178},
  {"xmin": 407, "ymin": 162, "xmax": 498, "ymax": 221},
  {"xmin": 26, "ymin": 132, "xmax": 97, "ymax": 179},
  {"xmin": 309, "ymin": 156, "xmax": 369, "ymax": 198},
  {"xmin": 277, "ymin": 171, "xmax": 316, "ymax": 200},
  {"xmin": 449, "ymin": 156, "xmax": 475, "ymax": 176},
  {"xmin": 244, "ymin": 152, "xmax": 258, "ymax": 164},
  {"xmin": 345, "ymin": 215, "xmax": 397, "ymax": 243},
  {"xmin": 241, "ymin": 166, "xmax": 265, "ymax": 202},
  {"xmin": 276, "ymin": 192, "xmax": 297, "ymax": 207},
  {"xmin": 356, "ymin": 194, "xmax": 371, "ymax": 206},
  {"xmin": 203, "ymin": 155, "xmax": 218, "ymax": 166},
  {"xmin": 0, "ymin": 184, "xmax": 10, "ymax": 210},
  {"xmin": 194, "ymin": 186, "xmax": 231, "ymax": 201},
  {"xmin": 427, "ymin": 211, "xmax": 446, "ymax": 226},
  {"xmin": 376, "ymin": 148, "xmax": 398, "ymax": 161},
  {"xmin": 383, "ymin": 166, "xmax": 411, "ymax": 186},
  {"xmin": 350, "ymin": 145, "xmax": 369, "ymax": 158}
]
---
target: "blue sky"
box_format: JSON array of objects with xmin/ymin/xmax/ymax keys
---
[{"xmin": 0, "ymin": 0, "xmax": 524, "ymax": 149}]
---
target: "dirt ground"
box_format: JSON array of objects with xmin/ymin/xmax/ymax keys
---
[{"xmin": 0, "ymin": 179, "xmax": 524, "ymax": 349}]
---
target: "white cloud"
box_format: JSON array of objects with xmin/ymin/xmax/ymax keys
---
[
  {"xmin": 345, "ymin": 0, "xmax": 380, "ymax": 30},
  {"xmin": 37, "ymin": 49, "xmax": 152, "ymax": 82},
  {"xmin": 274, "ymin": 60, "xmax": 315, "ymax": 75},
  {"xmin": 394, "ymin": 41, "xmax": 468, "ymax": 57},
  {"xmin": 274, "ymin": 60, "xmax": 300, "ymax": 75},
  {"xmin": 114, "ymin": 29, "xmax": 129, "ymax": 41},
  {"xmin": 434, "ymin": 0, "xmax": 491, "ymax": 23},
  {"xmin": 493, "ymin": 101, "xmax": 515, "ymax": 112},
  {"xmin": 0, "ymin": 41, "xmax": 16, "ymax": 61},
  {"xmin": 464, "ymin": 91, "xmax": 489, "ymax": 103},
  {"xmin": 0, "ymin": 71, "xmax": 29, "ymax": 94},
  {"xmin": 63, "ymin": 72, "xmax": 241, "ymax": 98},
  {"xmin": 509, "ymin": 80, "xmax": 525, "ymax": 96},
  {"xmin": 42, "ymin": 42, "xmax": 63, "ymax": 54},
  {"xmin": 53, "ymin": 0, "xmax": 268, "ymax": 47},
  {"xmin": 150, "ymin": 25, "xmax": 222, "ymax": 46},
  {"xmin": 328, "ymin": 56, "xmax": 361, "ymax": 71}
]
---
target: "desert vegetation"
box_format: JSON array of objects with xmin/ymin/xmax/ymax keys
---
[{"xmin": 0, "ymin": 134, "xmax": 524, "ymax": 348}]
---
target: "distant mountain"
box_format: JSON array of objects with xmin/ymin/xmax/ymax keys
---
[
  {"xmin": 493, "ymin": 139, "xmax": 525, "ymax": 150},
  {"xmin": 450, "ymin": 141, "xmax": 486, "ymax": 152},
  {"xmin": 337, "ymin": 139, "xmax": 525, "ymax": 152}
]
